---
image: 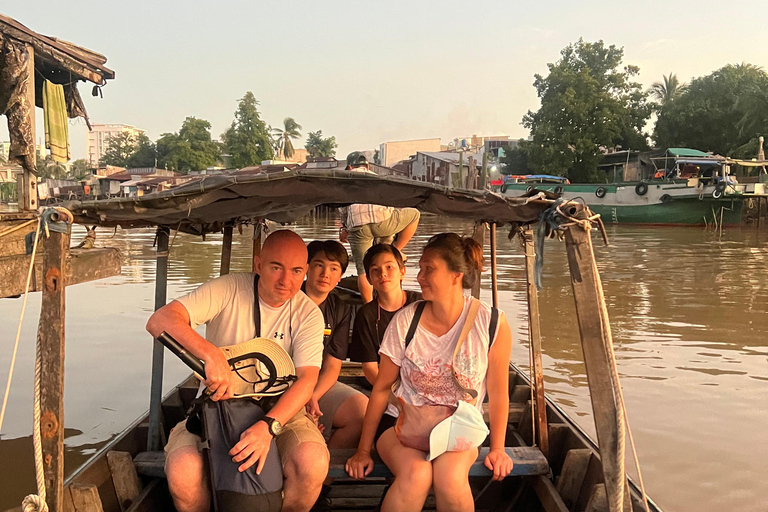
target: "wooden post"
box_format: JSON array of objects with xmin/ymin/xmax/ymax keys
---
[
  {"xmin": 457, "ymin": 152, "xmax": 464, "ymax": 189},
  {"xmin": 147, "ymin": 227, "xmax": 169, "ymax": 452},
  {"xmin": 563, "ymin": 209, "xmax": 628, "ymax": 512},
  {"xmin": 480, "ymin": 152, "xmax": 488, "ymax": 190},
  {"xmin": 37, "ymin": 225, "xmax": 70, "ymax": 512},
  {"xmin": 470, "ymin": 222, "xmax": 486, "ymax": 299},
  {"xmin": 252, "ymin": 221, "xmax": 263, "ymax": 272},
  {"xmin": 522, "ymin": 229, "xmax": 549, "ymax": 458},
  {"xmin": 220, "ymin": 223, "xmax": 233, "ymax": 276},
  {"xmin": 489, "ymin": 222, "xmax": 498, "ymax": 308},
  {"xmin": 21, "ymin": 43, "xmax": 38, "ymax": 211}
]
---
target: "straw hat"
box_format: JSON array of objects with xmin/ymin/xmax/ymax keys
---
[
  {"xmin": 217, "ymin": 337, "xmax": 296, "ymax": 398},
  {"xmin": 428, "ymin": 400, "xmax": 489, "ymax": 461}
]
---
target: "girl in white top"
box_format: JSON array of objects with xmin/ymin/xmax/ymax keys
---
[{"xmin": 346, "ymin": 233, "xmax": 514, "ymax": 512}]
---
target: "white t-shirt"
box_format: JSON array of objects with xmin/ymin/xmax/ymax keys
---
[
  {"xmin": 379, "ymin": 297, "xmax": 501, "ymax": 417},
  {"xmin": 175, "ymin": 272, "xmax": 324, "ymax": 369}
]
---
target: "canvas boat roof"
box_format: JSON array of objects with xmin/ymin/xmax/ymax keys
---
[{"xmin": 65, "ymin": 169, "xmax": 551, "ymax": 235}]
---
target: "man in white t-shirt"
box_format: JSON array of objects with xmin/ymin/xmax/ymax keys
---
[{"xmin": 146, "ymin": 230, "xmax": 328, "ymax": 512}]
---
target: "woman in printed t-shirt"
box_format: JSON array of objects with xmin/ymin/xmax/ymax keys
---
[
  {"xmin": 346, "ymin": 233, "xmax": 514, "ymax": 512},
  {"xmin": 347, "ymin": 244, "xmax": 421, "ymax": 386}
]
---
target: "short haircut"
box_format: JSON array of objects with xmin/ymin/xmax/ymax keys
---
[
  {"xmin": 307, "ymin": 240, "xmax": 349, "ymax": 273},
  {"xmin": 363, "ymin": 243, "xmax": 405, "ymax": 278}
]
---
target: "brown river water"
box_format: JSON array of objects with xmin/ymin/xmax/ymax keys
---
[{"xmin": 1, "ymin": 215, "xmax": 767, "ymax": 511}]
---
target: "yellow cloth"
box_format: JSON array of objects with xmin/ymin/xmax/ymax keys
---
[{"xmin": 42, "ymin": 80, "xmax": 70, "ymax": 163}]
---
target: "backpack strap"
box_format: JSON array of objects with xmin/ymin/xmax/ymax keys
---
[
  {"xmin": 253, "ymin": 274, "xmax": 261, "ymax": 338},
  {"xmin": 488, "ymin": 307, "xmax": 499, "ymax": 349},
  {"xmin": 404, "ymin": 301, "xmax": 426, "ymax": 348}
]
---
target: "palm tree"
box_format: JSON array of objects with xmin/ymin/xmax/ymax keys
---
[
  {"xmin": 272, "ymin": 117, "xmax": 302, "ymax": 160},
  {"xmin": 649, "ymin": 73, "xmax": 687, "ymax": 105},
  {"xmin": 736, "ymin": 82, "xmax": 768, "ymax": 137}
]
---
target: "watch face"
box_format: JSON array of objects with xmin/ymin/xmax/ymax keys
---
[{"xmin": 266, "ymin": 418, "xmax": 282, "ymax": 436}]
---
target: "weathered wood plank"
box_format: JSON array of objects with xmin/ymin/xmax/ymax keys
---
[
  {"xmin": 585, "ymin": 484, "xmax": 609, "ymax": 512},
  {"xmin": 555, "ymin": 448, "xmax": 592, "ymax": 510},
  {"xmin": 0, "ymin": 247, "xmax": 121, "ymax": 298},
  {"xmin": 528, "ymin": 475, "xmax": 570, "ymax": 512},
  {"xmin": 39, "ymin": 229, "xmax": 68, "ymax": 512},
  {"xmin": 69, "ymin": 484, "xmax": 105, "ymax": 512},
  {"xmin": 0, "ymin": 215, "xmax": 36, "ymax": 257},
  {"xmin": 106, "ymin": 451, "xmax": 142, "ymax": 511},
  {"xmin": 21, "ymin": 44, "xmax": 37, "ymax": 209},
  {"xmin": 219, "ymin": 224, "xmax": 233, "ymax": 276}
]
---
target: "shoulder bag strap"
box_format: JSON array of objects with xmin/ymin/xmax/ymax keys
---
[
  {"xmin": 451, "ymin": 298, "xmax": 482, "ymax": 405},
  {"xmin": 404, "ymin": 301, "xmax": 426, "ymax": 348},
  {"xmin": 253, "ymin": 274, "xmax": 261, "ymax": 338}
]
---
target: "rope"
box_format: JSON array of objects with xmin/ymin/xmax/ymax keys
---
[{"xmin": 0, "ymin": 218, "xmax": 37, "ymax": 239}]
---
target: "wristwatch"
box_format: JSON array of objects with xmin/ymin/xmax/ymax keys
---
[{"xmin": 263, "ymin": 417, "xmax": 283, "ymax": 437}]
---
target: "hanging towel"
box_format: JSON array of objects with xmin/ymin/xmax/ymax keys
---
[{"xmin": 42, "ymin": 80, "xmax": 70, "ymax": 163}]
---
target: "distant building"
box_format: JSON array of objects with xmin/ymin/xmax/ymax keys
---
[
  {"xmin": 411, "ymin": 151, "xmax": 482, "ymax": 186},
  {"xmin": 1, "ymin": 140, "xmax": 45, "ymax": 163},
  {"xmin": 86, "ymin": 124, "xmax": 145, "ymax": 167},
  {"xmin": 378, "ymin": 138, "xmax": 441, "ymax": 168}
]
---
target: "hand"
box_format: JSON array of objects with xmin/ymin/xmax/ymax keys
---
[
  {"xmin": 305, "ymin": 397, "xmax": 324, "ymax": 432},
  {"xmin": 345, "ymin": 450, "xmax": 374, "ymax": 480},
  {"xmin": 229, "ymin": 420, "xmax": 272, "ymax": 473},
  {"xmin": 202, "ymin": 349, "xmax": 234, "ymax": 401},
  {"xmin": 339, "ymin": 228, "xmax": 349, "ymax": 243},
  {"xmin": 484, "ymin": 448, "xmax": 513, "ymax": 481}
]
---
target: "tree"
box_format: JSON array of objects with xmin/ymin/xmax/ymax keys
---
[
  {"xmin": 221, "ymin": 92, "xmax": 274, "ymax": 168},
  {"xmin": 69, "ymin": 159, "xmax": 93, "ymax": 180},
  {"xmin": 499, "ymin": 143, "xmax": 530, "ymax": 175},
  {"xmin": 272, "ymin": 117, "xmax": 302, "ymax": 160},
  {"xmin": 99, "ymin": 132, "xmax": 137, "ymax": 167},
  {"xmin": 126, "ymin": 134, "xmax": 157, "ymax": 169},
  {"xmin": 305, "ymin": 130, "xmax": 338, "ymax": 159},
  {"xmin": 649, "ymin": 73, "xmax": 687, "ymax": 106},
  {"xmin": 653, "ymin": 63, "xmax": 768, "ymax": 156},
  {"xmin": 522, "ymin": 39, "xmax": 652, "ymax": 182},
  {"xmin": 157, "ymin": 117, "xmax": 220, "ymax": 172}
]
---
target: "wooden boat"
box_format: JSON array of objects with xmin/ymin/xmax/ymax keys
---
[{"xmin": 2, "ymin": 170, "xmax": 660, "ymax": 512}]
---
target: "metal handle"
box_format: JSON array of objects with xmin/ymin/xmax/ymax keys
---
[{"xmin": 157, "ymin": 332, "xmax": 206, "ymax": 377}]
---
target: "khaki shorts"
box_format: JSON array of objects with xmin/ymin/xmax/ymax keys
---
[
  {"xmin": 165, "ymin": 407, "xmax": 327, "ymax": 471},
  {"xmin": 317, "ymin": 381, "xmax": 366, "ymax": 440},
  {"xmin": 348, "ymin": 207, "xmax": 420, "ymax": 274}
]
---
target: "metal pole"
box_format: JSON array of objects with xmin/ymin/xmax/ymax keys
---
[
  {"xmin": 490, "ymin": 222, "xmax": 498, "ymax": 308},
  {"xmin": 522, "ymin": 229, "xmax": 549, "ymax": 458},
  {"xmin": 252, "ymin": 221, "xmax": 263, "ymax": 272},
  {"xmin": 147, "ymin": 227, "xmax": 169, "ymax": 451},
  {"xmin": 480, "ymin": 152, "xmax": 488, "ymax": 190},
  {"xmin": 470, "ymin": 222, "xmax": 486, "ymax": 299},
  {"xmin": 220, "ymin": 223, "xmax": 233, "ymax": 276}
]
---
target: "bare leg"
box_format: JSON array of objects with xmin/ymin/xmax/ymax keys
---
[
  {"xmin": 328, "ymin": 393, "xmax": 368, "ymax": 449},
  {"xmin": 282, "ymin": 442, "xmax": 330, "ymax": 512},
  {"xmin": 431, "ymin": 448, "xmax": 478, "ymax": 512},
  {"xmin": 166, "ymin": 446, "xmax": 210, "ymax": 512},
  {"xmin": 376, "ymin": 429, "xmax": 433, "ymax": 512},
  {"xmin": 358, "ymin": 274, "xmax": 373, "ymax": 303}
]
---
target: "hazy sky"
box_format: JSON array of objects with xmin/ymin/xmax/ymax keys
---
[{"xmin": 4, "ymin": 1, "xmax": 767, "ymax": 161}]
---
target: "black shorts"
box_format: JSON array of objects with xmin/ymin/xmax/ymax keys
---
[{"xmin": 374, "ymin": 414, "xmax": 397, "ymax": 446}]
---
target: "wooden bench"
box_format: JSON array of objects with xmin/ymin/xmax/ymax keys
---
[{"xmin": 133, "ymin": 446, "xmax": 548, "ymax": 480}]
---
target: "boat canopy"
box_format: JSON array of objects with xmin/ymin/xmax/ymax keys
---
[
  {"xmin": 65, "ymin": 169, "xmax": 551, "ymax": 235},
  {"xmin": 672, "ymin": 158, "xmax": 723, "ymax": 166},
  {"xmin": 666, "ymin": 148, "xmax": 719, "ymax": 158}
]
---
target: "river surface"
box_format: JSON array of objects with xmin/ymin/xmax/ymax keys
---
[{"xmin": 1, "ymin": 215, "xmax": 767, "ymax": 511}]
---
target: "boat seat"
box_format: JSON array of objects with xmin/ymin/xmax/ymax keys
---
[{"xmin": 133, "ymin": 446, "xmax": 548, "ymax": 480}]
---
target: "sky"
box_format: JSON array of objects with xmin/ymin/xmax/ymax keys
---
[{"xmin": 3, "ymin": 0, "xmax": 767, "ymax": 161}]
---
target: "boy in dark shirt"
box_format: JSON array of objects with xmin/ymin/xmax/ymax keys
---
[
  {"xmin": 302, "ymin": 241, "xmax": 368, "ymax": 448},
  {"xmin": 348, "ymin": 244, "xmax": 421, "ymax": 385}
]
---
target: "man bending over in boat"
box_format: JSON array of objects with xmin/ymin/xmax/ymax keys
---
[
  {"xmin": 146, "ymin": 230, "xmax": 329, "ymax": 512},
  {"xmin": 348, "ymin": 244, "xmax": 421, "ymax": 386},
  {"xmin": 301, "ymin": 240, "xmax": 369, "ymax": 511},
  {"xmin": 339, "ymin": 151, "xmax": 420, "ymax": 303}
]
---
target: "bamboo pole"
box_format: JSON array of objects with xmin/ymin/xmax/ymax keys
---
[
  {"xmin": 490, "ymin": 223, "xmax": 498, "ymax": 308},
  {"xmin": 252, "ymin": 221, "xmax": 263, "ymax": 272},
  {"xmin": 522, "ymin": 229, "xmax": 549, "ymax": 458},
  {"xmin": 220, "ymin": 223, "xmax": 233, "ymax": 276},
  {"xmin": 21, "ymin": 43, "xmax": 38, "ymax": 211},
  {"xmin": 147, "ymin": 227, "xmax": 169, "ymax": 452},
  {"xmin": 563, "ymin": 212, "xmax": 628, "ymax": 512},
  {"xmin": 37, "ymin": 225, "xmax": 70, "ymax": 512}
]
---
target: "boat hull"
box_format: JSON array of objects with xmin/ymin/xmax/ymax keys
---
[{"xmin": 501, "ymin": 181, "xmax": 744, "ymax": 225}]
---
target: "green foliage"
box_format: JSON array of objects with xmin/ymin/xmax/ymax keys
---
[
  {"xmin": 157, "ymin": 117, "xmax": 220, "ymax": 172},
  {"xmin": 305, "ymin": 130, "xmax": 338, "ymax": 159},
  {"xmin": 126, "ymin": 134, "xmax": 157, "ymax": 169},
  {"xmin": 272, "ymin": 117, "xmax": 302, "ymax": 160},
  {"xmin": 222, "ymin": 92, "xmax": 274, "ymax": 168},
  {"xmin": 653, "ymin": 63, "xmax": 768, "ymax": 156},
  {"xmin": 99, "ymin": 132, "xmax": 137, "ymax": 167},
  {"xmin": 499, "ymin": 143, "xmax": 530, "ymax": 175},
  {"xmin": 522, "ymin": 39, "xmax": 652, "ymax": 182},
  {"xmin": 69, "ymin": 159, "xmax": 93, "ymax": 180},
  {"xmin": 0, "ymin": 182, "xmax": 16, "ymax": 201},
  {"xmin": 649, "ymin": 73, "xmax": 687, "ymax": 106}
]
